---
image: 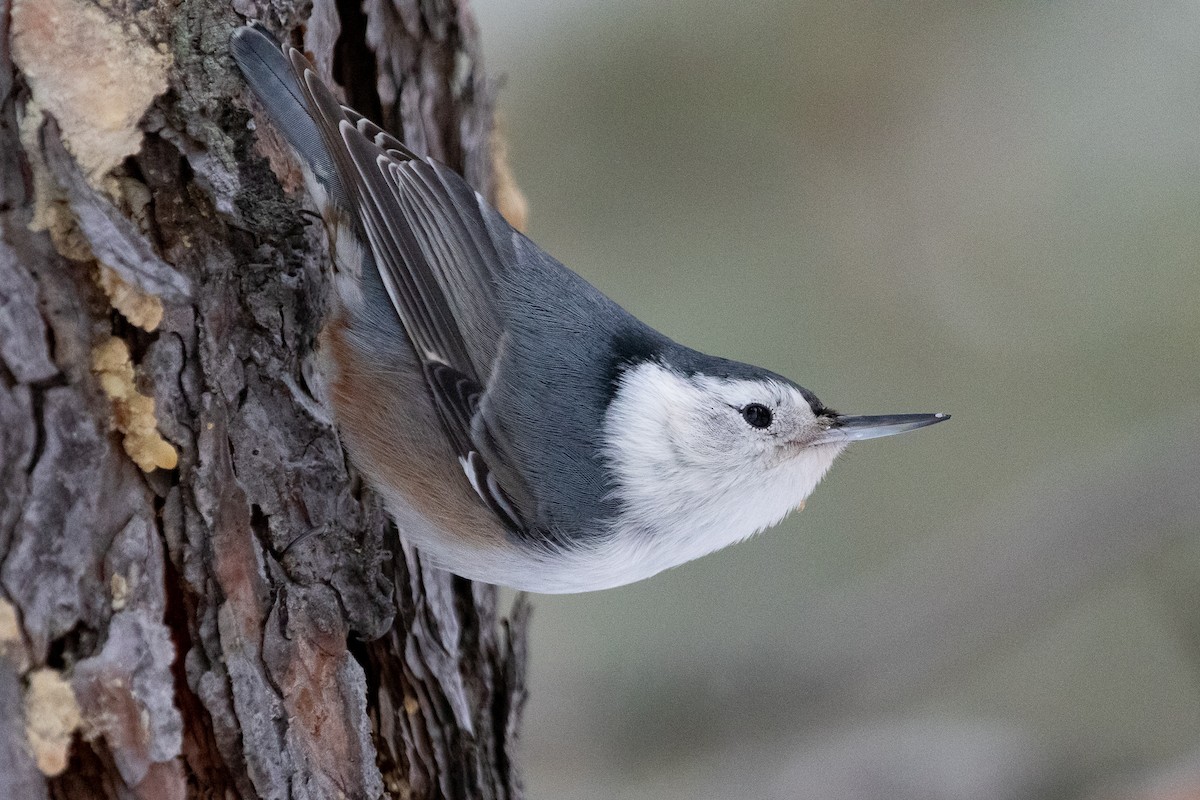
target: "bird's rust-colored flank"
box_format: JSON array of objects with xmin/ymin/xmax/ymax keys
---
[{"xmin": 322, "ymin": 314, "xmax": 508, "ymax": 551}]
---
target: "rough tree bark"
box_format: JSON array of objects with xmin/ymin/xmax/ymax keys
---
[{"xmin": 0, "ymin": 0, "xmax": 529, "ymax": 798}]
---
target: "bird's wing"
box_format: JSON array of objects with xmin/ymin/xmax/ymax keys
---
[{"xmin": 275, "ymin": 42, "xmax": 536, "ymax": 533}]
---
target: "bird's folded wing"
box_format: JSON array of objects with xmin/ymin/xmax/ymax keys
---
[{"xmin": 282, "ymin": 45, "xmax": 537, "ymax": 533}]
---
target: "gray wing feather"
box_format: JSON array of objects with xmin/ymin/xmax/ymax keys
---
[{"xmin": 233, "ymin": 25, "xmax": 535, "ymax": 532}]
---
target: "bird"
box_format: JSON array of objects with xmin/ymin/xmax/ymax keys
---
[{"xmin": 230, "ymin": 23, "xmax": 949, "ymax": 593}]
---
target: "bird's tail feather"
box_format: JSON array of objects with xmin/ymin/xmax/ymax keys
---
[{"xmin": 230, "ymin": 23, "xmax": 347, "ymax": 207}]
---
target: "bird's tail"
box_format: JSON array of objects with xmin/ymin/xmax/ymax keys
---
[{"xmin": 229, "ymin": 23, "xmax": 347, "ymax": 208}]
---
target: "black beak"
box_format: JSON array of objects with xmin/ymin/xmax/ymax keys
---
[{"xmin": 812, "ymin": 412, "xmax": 950, "ymax": 444}]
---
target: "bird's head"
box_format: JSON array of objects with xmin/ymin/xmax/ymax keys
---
[{"xmin": 601, "ymin": 355, "xmax": 947, "ymax": 559}]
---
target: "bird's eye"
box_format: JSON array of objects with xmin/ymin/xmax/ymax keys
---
[{"xmin": 741, "ymin": 403, "xmax": 773, "ymax": 429}]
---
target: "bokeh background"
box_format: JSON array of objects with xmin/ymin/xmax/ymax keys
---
[{"xmin": 470, "ymin": 1, "xmax": 1200, "ymax": 797}]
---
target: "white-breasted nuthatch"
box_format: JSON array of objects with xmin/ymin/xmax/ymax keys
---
[{"xmin": 230, "ymin": 24, "xmax": 949, "ymax": 593}]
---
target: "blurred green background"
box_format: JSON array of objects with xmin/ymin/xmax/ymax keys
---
[{"xmin": 471, "ymin": 1, "xmax": 1200, "ymax": 797}]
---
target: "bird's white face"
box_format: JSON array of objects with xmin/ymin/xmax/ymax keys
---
[{"xmin": 598, "ymin": 361, "xmax": 847, "ymax": 584}]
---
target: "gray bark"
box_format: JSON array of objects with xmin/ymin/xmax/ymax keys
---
[{"xmin": 0, "ymin": 0, "xmax": 528, "ymax": 798}]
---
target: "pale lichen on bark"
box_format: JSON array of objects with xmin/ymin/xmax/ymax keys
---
[
  {"xmin": 23, "ymin": 668, "xmax": 82, "ymax": 777},
  {"xmin": 11, "ymin": 0, "xmax": 171, "ymax": 182}
]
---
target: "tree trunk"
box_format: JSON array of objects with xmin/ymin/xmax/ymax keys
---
[{"xmin": 0, "ymin": 1, "xmax": 529, "ymax": 798}]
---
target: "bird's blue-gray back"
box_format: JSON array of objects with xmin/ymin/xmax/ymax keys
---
[{"xmin": 476, "ymin": 208, "xmax": 670, "ymax": 541}]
